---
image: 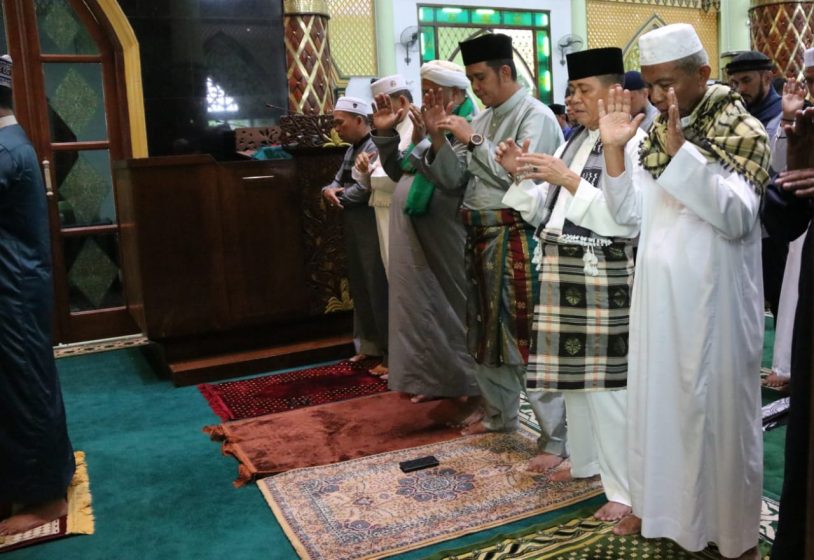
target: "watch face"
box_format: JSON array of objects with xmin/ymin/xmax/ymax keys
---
[{"xmin": 472, "ymin": 133, "xmax": 484, "ymax": 145}]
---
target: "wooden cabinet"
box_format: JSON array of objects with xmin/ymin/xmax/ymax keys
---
[{"xmin": 113, "ymin": 149, "xmax": 353, "ymax": 385}]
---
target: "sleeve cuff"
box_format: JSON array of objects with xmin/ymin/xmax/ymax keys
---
[{"xmin": 565, "ymin": 179, "xmax": 600, "ymax": 222}]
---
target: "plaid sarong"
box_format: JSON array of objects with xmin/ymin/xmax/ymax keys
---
[
  {"xmin": 640, "ymin": 84, "xmax": 771, "ymax": 194},
  {"xmin": 460, "ymin": 208, "xmax": 538, "ymax": 367},
  {"xmin": 527, "ymin": 231, "xmax": 634, "ymax": 391}
]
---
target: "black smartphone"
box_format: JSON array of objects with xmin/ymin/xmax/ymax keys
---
[{"xmin": 399, "ymin": 455, "xmax": 439, "ymax": 473}]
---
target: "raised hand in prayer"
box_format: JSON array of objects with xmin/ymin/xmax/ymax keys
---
[
  {"xmin": 355, "ymin": 151, "xmax": 372, "ymax": 174},
  {"xmin": 372, "ymin": 93, "xmax": 404, "ymax": 132},
  {"xmin": 516, "ymin": 152, "xmax": 581, "ymax": 194},
  {"xmin": 781, "ymin": 78, "xmax": 806, "ymax": 121},
  {"xmin": 438, "ymin": 114, "xmax": 474, "ymax": 145},
  {"xmin": 665, "ymin": 87, "xmax": 685, "ymax": 157},
  {"xmin": 785, "ymin": 107, "xmax": 814, "ymax": 171},
  {"xmin": 598, "ymin": 85, "xmax": 645, "ymax": 148},
  {"xmin": 408, "ymin": 105, "xmax": 426, "ymax": 145},
  {"xmin": 322, "ymin": 186, "xmax": 345, "ymax": 209},
  {"xmin": 422, "ymin": 88, "xmax": 452, "ymax": 138},
  {"xmin": 495, "ymin": 138, "xmax": 530, "ymax": 176}
]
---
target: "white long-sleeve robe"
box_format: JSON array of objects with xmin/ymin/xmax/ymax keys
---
[{"xmin": 604, "ymin": 133, "xmax": 764, "ymax": 558}]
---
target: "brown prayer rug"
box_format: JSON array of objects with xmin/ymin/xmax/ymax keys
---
[
  {"xmin": 0, "ymin": 451, "xmax": 94, "ymax": 553},
  {"xmin": 258, "ymin": 429, "xmax": 602, "ymax": 560},
  {"xmin": 198, "ymin": 358, "xmax": 387, "ymax": 421},
  {"xmin": 204, "ymin": 392, "xmax": 476, "ymax": 486}
]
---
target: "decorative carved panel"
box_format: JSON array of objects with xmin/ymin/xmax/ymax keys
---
[
  {"xmin": 750, "ymin": 1, "xmax": 814, "ymax": 77},
  {"xmin": 284, "ymin": 3, "xmax": 334, "ymax": 115}
]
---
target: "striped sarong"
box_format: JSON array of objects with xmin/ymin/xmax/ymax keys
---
[
  {"xmin": 460, "ymin": 208, "xmax": 538, "ymax": 367},
  {"xmin": 527, "ymin": 231, "xmax": 634, "ymax": 391}
]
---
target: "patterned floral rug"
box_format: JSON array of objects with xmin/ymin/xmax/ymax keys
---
[
  {"xmin": 0, "ymin": 451, "xmax": 94, "ymax": 553},
  {"xmin": 424, "ymin": 507, "xmax": 774, "ymax": 560},
  {"xmin": 258, "ymin": 429, "xmax": 602, "ymax": 560},
  {"xmin": 198, "ymin": 358, "xmax": 387, "ymax": 421}
]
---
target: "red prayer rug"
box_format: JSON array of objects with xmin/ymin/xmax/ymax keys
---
[
  {"xmin": 198, "ymin": 358, "xmax": 387, "ymax": 421},
  {"xmin": 0, "ymin": 451, "xmax": 94, "ymax": 553}
]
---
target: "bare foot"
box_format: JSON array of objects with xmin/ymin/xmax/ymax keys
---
[
  {"xmin": 547, "ymin": 462, "xmax": 573, "ymax": 482},
  {"xmin": 369, "ymin": 364, "xmax": 388, "ymax": 376},
  {"xmin": 594, "ymin": 501, "xmax": 632, "ymax": 522},
  {"xmin": 730, "ymin": 546, "xmax": 759, "ymax": 560},
  {"xmin": 612, "ymin": 514, "xmax": 642, "ymax": 536},
  {"xmin": 460, "ymin": 406, "xmax": 485, "ymax": 427},
  {"xmin": 348, "ymin": 354, "xmax": 367, "ymax": 363},
  {"xmin": 526, "ymin": 452, "xmax": 565, "ymax": 473},
  {"xmin": 461, "ymin": 421, "xmax": 491, "ymax": 436},
  {"xmin": 411, "ymin": 395, "xmax": 439, "ymax": 404},
  {"xmin": 765, "ymin": 372, "xmax": 790, "ymax": 389},
  {"xmin": 0, "ymin": 499, "xmax": 67, "ymax": 536}
]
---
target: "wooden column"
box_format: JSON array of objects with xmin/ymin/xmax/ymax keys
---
[
  {"xmin": 283, "ymin": 0, "xmax": 334, "ymax": 115},
  {"xmin": 749, "ymin": 0, "xmax": 814, "ymax": 76}
]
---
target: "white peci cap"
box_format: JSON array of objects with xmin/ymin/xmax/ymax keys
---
[{"xmin": 639, "ymin": 23, "xmax": 705, "ymax": 67}]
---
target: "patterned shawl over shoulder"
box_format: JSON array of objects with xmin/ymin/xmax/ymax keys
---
[{"xmin": 639, "ymin": 84, "xmax": 771, "ymax": 194}]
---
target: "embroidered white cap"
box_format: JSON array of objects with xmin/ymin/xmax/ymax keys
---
[
  {"xmin": 333, "ymin": 96, "xmax": 372, "ymax": 116},
  {"xmin": 370, "ymin": 74, "xmax": 408, "ymax": 97},
  {"xmin": 639, "ymin": 23, "xmax": 705, "ymax": 66},
  {"xmin": 0, "ymin": 55, "xmax": 11, "ymax": 89},
  {"xmin": 805, "ymin": 47, "xmax": 814, "ymax": 69},
  {"xmin": 420, "ymin": 60, "xmax": 470, "ymax": 90}
]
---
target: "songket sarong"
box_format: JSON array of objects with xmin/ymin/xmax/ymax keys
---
[
  {"xmin": 527, "ymin": 231, "xmax": 634, "ymax": 391},
  {"xmin": 460, "ymin": 208, "xmax": 538, "ymax": 368}
]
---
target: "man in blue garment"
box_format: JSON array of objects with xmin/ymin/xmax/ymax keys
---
[{"xmin": 0, "ymin": 55, "xmax": 75, "ymax": 536}]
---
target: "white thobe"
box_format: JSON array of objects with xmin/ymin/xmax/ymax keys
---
[
  {"xmin": 368, "ymin": 116, "xmax": 413, "ymax": 275},
  {"xmin": 604, "ymin": 130, "xmax": 764, "ymax": 558},
  {"xmin": 502, "ymin": 128, "xmax": 641, "ymax": 507}
]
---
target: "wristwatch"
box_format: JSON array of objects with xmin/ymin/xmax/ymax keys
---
[{"xmin": 467, "ymin": 133, "xmax": 484, "ymax": 152}]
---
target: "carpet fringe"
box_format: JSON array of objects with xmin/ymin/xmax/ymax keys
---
[
  {"xmin": 202, "ymin": 424, "xmax": 226, "ymax": 441},
  {"xmin": 198, "ymin": 384, "xmax": 234, "ymax": 422},
  {"xmin": 66, "ymin": 451, "xmax": 94, "ymax": 535}
]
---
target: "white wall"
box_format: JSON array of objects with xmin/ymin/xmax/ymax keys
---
[{"xmin": 387, "ymin": 0, "xmax": 573, "ymax": 104}]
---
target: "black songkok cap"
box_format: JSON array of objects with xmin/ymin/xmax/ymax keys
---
[
  {"xmin": 567, "ymin": 47, "xmax": 624, "ymax": 81},
  {"xmin": 726, "ymin": 51, "xmax": 773, "ymax": 74},
  {"xmin": 459, "ymin": 33, "xmax": 513, "ymax": 66},
  {"xmin": 624, "ymin": 70, "xmax": 646, "ymax": 90},
  {"xmin": 549, "ymin": 103, "xmax": 566, "ymax": 116}
]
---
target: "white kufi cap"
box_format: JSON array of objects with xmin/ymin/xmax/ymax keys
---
[
  {"xmin": 370, "ymin": 74, "xmax": 408, "ymax": 97},
  {"xmin": 420, "ymin": 60, "xmax": 470, "ymax": 90},
  {"xmin": 333, "ymin": 96, "xmax": 372, "ymax": 116},
  {"xmin": 805, "ymin": 47, "xmax": 814, "ymax": 69},
  {"xmin": 639, "ymin": 23, "xmax": 705, "ymax": 66},
  {"xmin": 0, "ymin": 55, "xmax": 11, "ymax": 89}
]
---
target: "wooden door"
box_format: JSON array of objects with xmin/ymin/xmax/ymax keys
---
[{"xmin": 1, "ymin": 0, "xmax": 136, "ymax": 342}]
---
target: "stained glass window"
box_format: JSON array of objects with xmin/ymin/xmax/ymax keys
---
[{"xmin": 418, "ymin": 5, "xmax": 553, "ymax": 103}]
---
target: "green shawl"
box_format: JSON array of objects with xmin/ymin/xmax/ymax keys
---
[
  {"xmin": 402, "ymin": 96, "xmax": 476, "ymax": 215},
  {"xmin": 639, "ymin": 84, "xmax": 771, "ymax": 194}
]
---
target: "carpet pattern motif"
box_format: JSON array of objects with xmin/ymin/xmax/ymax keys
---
[
  {"xmin": 0, "ymin": 451, "xmax": 94, "ymax": 553},
  {"xmin": 259, "ymin": 429, "xmax": 602, "ymax": 560},
  {"xmin": 198, "ymin": 359, "xmax": 387, "ymax": 421},
  {"xmin": 429, "ymin": 510, "xmax": 772, "ymax": 559}
]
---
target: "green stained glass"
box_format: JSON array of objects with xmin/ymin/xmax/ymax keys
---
[
  {"xmin": 44, "ymin": 62, "xmax": 107, "ymax": 142},
  {"xmin": 502, "ymin": 11, "xmax": 532, "ymax": 27},
  {"xmin": 55, "ymin": 149, "xmax": 115, "ymax": 228},
  {"xmin": 418, "ymin": 6, "xmax": 434, "ymax": 23},
  {"xmin": 534, "ymin": 13, "xmax": 549, "ymax": 27},
  {"xmin": 536, "ymin": 32, "xmax": 550, "ymax": 58},
  {"xmin": 420, "ymin": 27, "xmax": 436, "ymax": 62},
  {"xmin": 64, "ymin": 234, "xmax": 123, "ymax": 311},
  {"xmin": 436, "ymin": 7, "xmax": 469, "ymax": 24},
  {"xmin": 471, "ymin": 8, "xmax": 500, "ymax": 25},
  {"xmin": 35, "ymin": 0, "xmax": 98, "ymax": 55}
]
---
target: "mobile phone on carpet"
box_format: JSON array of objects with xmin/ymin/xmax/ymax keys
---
[{"xmin": 399, "ymin": 455, "xmax": 439, "ymax": 473}]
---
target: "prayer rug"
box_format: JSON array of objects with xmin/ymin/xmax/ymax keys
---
[
  {"xmin": 204, "ymin": 392, "xmax": 475, "ymax": 486},
  {"xmin": 258, "ymin": 429, "xmax": 603, "ymax": 560},
  {"xmin": 0, "ymin": 451, "xmax": 94, "ymax": 553},
  {"xmin": 198, "ymin": 358, "xmax": 387, "ymax": 421},
  {"xmin": 424, "ymin": 508, "xmax": 773, "ymax": 560}
]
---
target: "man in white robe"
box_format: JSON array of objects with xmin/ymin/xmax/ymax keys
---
[{"xmin": 597, "ymin": 25, "xmax": 770, "ymax": 559}]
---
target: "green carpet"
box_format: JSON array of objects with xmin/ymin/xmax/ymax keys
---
[{"xmin": 4, "ymin": 315, "xmax": 786, "ymax": 559}]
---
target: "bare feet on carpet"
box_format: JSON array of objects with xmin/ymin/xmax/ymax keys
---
[
  {"xmin": 612, "ymin": 514, "xmax": 641, "ymax": 536},
  {"xmin": 459, "ymin": 404, "xmax": 485, "ymax": 428},
  {"xmin": 594, "ymin": 501, "xmax": 631, "ymax": 522},
  {"xmin": 526, "ymin": 452, "xmax": 565, "ymax": 473},
  {"xmin": 369, "ymin": 364, "xmax": 388, "ymax": 376},
  {"xmin": 348, "ymin": 353, "xmax": 367, "ymax": 363},
  {"xmin": 765, "ymin": 372, "xmax": 790, "ymax": 389},
  {"xmin": 547, "ymin": 461, "xmax": 573, "ymax": 482},
  {"xmin": 460, "ymin": 421, "xmax": 491, "ymax": 436},
  {"xmin": 411, "ymin": 394, "xmax": 441, "ymax": 404},
  {"xmin": 731, "ymin": 546, "xmax": 760, "ymax": 560},
  {"xmin": 0, "ymin": 498, "xmax": 67, "ymax": 536}
]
